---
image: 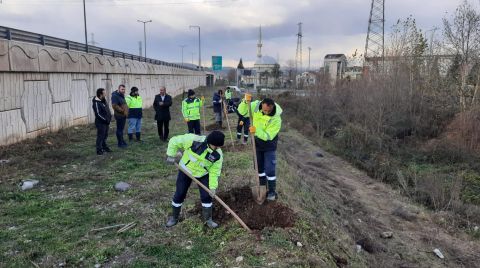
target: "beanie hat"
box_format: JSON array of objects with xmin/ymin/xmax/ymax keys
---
[
  {"xmin": 207, "ymin": 131, "xmax": 225, "ymax": 147},
  {"xmin": 187, "ymin": 89, "xmax": 195, "ymax": 97}
]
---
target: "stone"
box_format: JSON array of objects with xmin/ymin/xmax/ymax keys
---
[
  {"xmin": 433, "ymin": 248, "xmax": 444, "ymax": 259},
  {"xmin": 21, "ymin": 180, "xmax": 39, "ymax": 191},
  {"xmin": 356, "ymin": 245, "xmax": 362, "ymax": 253},
  {"xmin": 380, "ymin": 231, "xmax": 393, "ymax": 239},
  {"xmin": 474, "ymin": 226, "xmax": 479, "ymax": 232},
  {"xmin": 114, "ymin": 182, "xmax": 131, "ymax": 192},
  {"xmin": 235, "ymin": 256, "xmax": 244, "ymax": 263},
  {"xmin": 296, "ymin": 241, "xmax": 303, "ymax": 247}
]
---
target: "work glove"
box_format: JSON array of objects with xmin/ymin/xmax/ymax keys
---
[
  {"xmin": 166, "ymin": 156, "xmax": 176, "ymax": 164},
  {"xmin": 249, "ymin": 126, "xmax": 256, "ymax": 134},
  {"xmin": 209, "ymin": 189, "xmax": 216, "ymax": 198},
  {"xmin": 201, "ymin": 96, "xmax": 205, "ymax": 101},
  {"xmin": 245, "ymin": 93, "xmax": 252, "ymax": 102},
  {"xmin": 184, "ymin": 118, "xmax": 190, "ymax": 123},
  {"xmin": 239, "ymin": 121, "xmax": 244, "ymax": 126}
]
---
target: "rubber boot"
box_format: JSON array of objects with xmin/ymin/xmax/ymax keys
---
[
  {"xmin": 202, "ymin": 207, "xmax": 218, "ymax": 228},
  {"xmin": 267, "ymin": 180, "xmax": 277, "ymax": 201},
  {"xmin": 259, "ymin": 176, "xmax": 267, "ymax": 186},
  {"xmin": 166, "ymin": 206, "xmax": 181, "ymax": 227},
  {"xmin": 128, "ymin": 133, "xmax": 133, "ymax": 141},
  {"xmin": 136, "ymin": 132, "xmax": 141, "ymax": 142}
]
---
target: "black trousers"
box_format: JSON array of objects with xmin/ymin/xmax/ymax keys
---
[
  {"xmin": 172, "ymin": 171, "xmax": 212, "ymax": 207},
  {"xmin": 95, "ymin": 122, "xmax": 109, "ymax": 152},
  {"xmin": 236, "ymin": 117, "xmax": 250, "ymax": 141},
  {"xmin": 157, "ymin": 119, "xmax": 170, "ymax": 140},
  {"xmin": 187, "ymin": 120, "xmax": 201, "ymax": 135},
  {"xmin": 115, "ymin": 115, "xmax": 127, "ymax": 145}
]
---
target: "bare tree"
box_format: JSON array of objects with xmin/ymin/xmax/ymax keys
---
[{"xmin": 443, "ymin": 0, "xmax": 480, "ymax": 110}]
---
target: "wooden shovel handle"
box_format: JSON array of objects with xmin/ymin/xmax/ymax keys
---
[
  {"xmin": 247, "ymin": 100, "xmax": 261, "ymax": 189},
  {"xmin": 175, "ymin": 163, "xmax": 252, "ymax": 232},
  {"xmin": 222, "ymin": 99, "xmax": 235, "ymax": 148}
]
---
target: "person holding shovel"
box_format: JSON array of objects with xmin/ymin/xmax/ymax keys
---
[
  {"xmin": 234, "ymin": 97, "xmax": 250, "ymax": 145},
  {"xmin": 165, "ymin": 131, "xmax": 225, "ymax": 228},
  {"xmin": 239, "ymin": 94, "xmax": 282, "ymax": 201}
]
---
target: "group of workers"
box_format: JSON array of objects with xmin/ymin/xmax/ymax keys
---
[{"xmin": 92, "ymin": 85, "xmax": 282, "ymax": 229}]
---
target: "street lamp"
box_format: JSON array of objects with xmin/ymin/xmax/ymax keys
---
[
  {"xmin": 137, "ymin": 19, "xmax": 152, "ymax": 59},
  {"xmin": 83, "ymin": 0, "xmax": 88, "ymax": 52},
  {"xmin": 189, "ymin": 25, "xmax": 201, "ymax": 69},
  {"xmin": 179, "ymin": 45, "xmax": 187, "ymax": 66}
]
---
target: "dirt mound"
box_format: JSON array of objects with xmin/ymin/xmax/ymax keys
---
[
  {"xmin": 213, "ymin": 186, "xmax": 296, "ymax": 230},
  {"xmin": 205, "ymin": 123, "xmax": 226, "ymax": 131}
]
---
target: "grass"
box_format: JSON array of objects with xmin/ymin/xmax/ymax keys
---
[{"xmin": 0, "ymin": 87, "xmax": 365, "ymax": 267}]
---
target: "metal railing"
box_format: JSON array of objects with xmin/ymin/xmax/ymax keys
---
[{"xmin": 0, "ymin": 26, "xmax": 201, "ymax": 71}]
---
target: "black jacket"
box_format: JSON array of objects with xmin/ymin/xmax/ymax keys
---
[
  {"xmin": 153, "ymin": 94, "xmax": 172, "ymax": 121},
  {"xmin": 212, "ymin": 93, "xmax": 223, "ymax": 113},
  {"xmin": 92, "ymin": 97, "xmax": 112, "ymax": 125}
]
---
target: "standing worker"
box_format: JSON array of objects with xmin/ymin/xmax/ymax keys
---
[
  {"xmin": 125, "ymin": 87, "xmax": 143, "ymax": 142},
  {"xmin": 235, "ymin": 97, "xmax": 250, "ymax": 145},
  {"xmin": 225, "ymin": 87, "xmax": 233, "ymax": 106},
  {"xmin": 153, "ymin": 86, "xmax": 173, "ymax": 141},
  {"xmin": 165, "ymin": 131, "xmax": 226, "ymax": 228},
  {"xmin": 239, "ymin": 95, "xmax": 282, "ymax": 201},
  {"xmin": 92, "ymin": 88, "xmax": 112, "ymax": 155},
  {"xmin": 212, "ymin": 89, "xmax": 224, "ymax": 129},
  {"xmin": 111, "ymin": 84, "xmax": 129, "ymax": 148},
  {"xmin": 182, "ymin": 89, "xmax": 203, "ymax": 135}
]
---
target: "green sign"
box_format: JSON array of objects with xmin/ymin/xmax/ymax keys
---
[{"xmin": 212, "ymin": 56, "xmax": 222, "ymax": 71}]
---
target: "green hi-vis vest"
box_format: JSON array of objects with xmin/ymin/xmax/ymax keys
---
[
  {"xmin": 236, "ymin": 99, "xmax": 250, "ymax": 118},
  {"xmin": 225, "ymin": 89, "xmax": 232, "ymax": 100},
  {"xmin": 167, "ymin": 134, "xmax": 223, "ymax": 190},
  {"xmin": 182, "ymin": 97, "xmax": 203, "ymax": 120},
  {"xmin": 126, "ymin": 95, "xmax": 143, "ymax": 109},
  {"xmin": 239, "ymin": 100, "xmax": 283, "ymax": 142}
]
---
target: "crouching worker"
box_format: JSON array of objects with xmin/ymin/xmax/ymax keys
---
[{"xmin": 165, "ymin": 131, "xmax": 225, "ymax": 228}]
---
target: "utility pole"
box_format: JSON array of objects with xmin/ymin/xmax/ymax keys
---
[
  {"xmin": 83, "ymin": 0, "xmax": 88, "ymax": 52},
  {"xmin": 138, "ymin": 41, "xmax": 143, "ymax": 57},
  {"xmin": 189, "ymin": 25, "xmax": 201, "ymax": 69},
  {"xmin": 191, "ymin": 52, "xmax": 195, "ymax": 65},
  {"xmin": 137, "ymin": 19, "xmax": 152, "ymax": 59},
  {"xmin": 179, "ymin": 45, "xmax": 187, "ymax": 66},
  {"xmin": 364, "ymin": 0, "xmax": 385, "ymax": 68},
  {"xmin": 295, "ymin": 22, "xmax": 303, "ymax": 75},
  {"xmin": 308, "ymin": 47, "xmax": 311, "ymax": 71}
]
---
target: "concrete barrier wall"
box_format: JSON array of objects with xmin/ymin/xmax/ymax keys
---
[{"xmin": 0, "ymin": 40, "xmax": 206, "ymax": 146}]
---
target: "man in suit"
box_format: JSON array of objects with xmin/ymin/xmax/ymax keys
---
[{"xmin": 153, "ymin": 86, "xmax": 173, "ymax": 141}]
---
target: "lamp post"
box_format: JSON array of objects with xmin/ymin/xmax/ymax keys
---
[
  {"xmin": 179, "ymin": 45, "xmax": 187, "ymax": 66},
  {"xmin": 137, "ymin": 19, "xmax": 152, "ymax": 59},
  {"xmin": 189, "ymin": 25, "xmax": 201, "ymax": 69},
  {"xmin": 83, "ymin": 0, "xmax": 88, "ymax": 52}
]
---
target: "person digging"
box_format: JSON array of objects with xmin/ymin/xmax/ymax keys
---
[
  {"xmin": 239, "ymin": 94, "xmax": 282, "ymax": 201},
  {"xmin": 165, "ymin": 131, "xmax": 225, "ymax": 228}
]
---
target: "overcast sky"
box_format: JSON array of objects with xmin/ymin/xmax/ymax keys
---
[{"xmin": 0, "ymin": 0, "xmax": 469, "ymax": 68}]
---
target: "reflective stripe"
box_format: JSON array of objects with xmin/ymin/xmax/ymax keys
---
[
  {"xmin": 267, "ymin": 176, "xmax": 276, "ymax": 181},
  {"xmin": 171, "ymin": 201, "xmax": 183, "ymax": 207},
  {"xmin": 244, "ymin": 134, "xmax": 249, "ymax": 137},
  {"xmin": 237, "ymin": 132, "xmax": 242, "ymax": 136},
  {"xmin": 258, "ymin": 173, "xmax": 266, "ymax": 177},
  {"xmin": 202, "ymin": 203, "xmax": 213, "ymax": 208}
]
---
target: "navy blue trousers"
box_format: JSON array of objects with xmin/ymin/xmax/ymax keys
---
[{"xmin": 172, "ymin": 171, "xmax": 212, "ymax": 208}]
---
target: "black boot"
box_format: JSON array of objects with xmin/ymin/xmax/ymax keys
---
[
  {"xmin": 136, "ymin": 132, "xmax": 141, "ymax": 141},
  {"xmin": 128, "ymin": 133, "xmax": 133, "ymax": 141},
  {"xmin": 202, "ymin": 207, "xmax": 218, "ymax": 228},
  {"xmin": 267, "ymin": 179, "xmax": 277, "ymax": 201},
  {"xmin": 166, "ymin": 206, "xmax": 181, "ymax": 227}
]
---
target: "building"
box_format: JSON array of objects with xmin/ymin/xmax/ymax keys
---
[
  {"xmin": 296, "ymin": 72, "xmax": 317, "ymax": 87},
  {"xmin": 324, "ymin": 54, "xmax": 347, "ymax": 84},
  {"xmin": 345, "ymin": 66, "xmax": 363, "ymax": 81}
]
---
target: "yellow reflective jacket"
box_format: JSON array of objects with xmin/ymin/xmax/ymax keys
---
[
  {"xmin": 238, "ymin": 100, "xmax": 282, "ymax": 142},
  {"xmin": 225, "ymin": 89, "xmax": 232, "ymax": 100},
  {"xmin": 167, "ymin": 134, "xmax": 223, "ymax": 190},
  {"xmin": 181, "ymin": 97, "xmax": 203, "ymax": 120},
  {"xmin": 236, "ymin": 99, "xmax": 250, "ymax": 118}
]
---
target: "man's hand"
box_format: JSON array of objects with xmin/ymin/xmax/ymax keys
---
[
  {"xmin": 249, "ymin": 126, "xmax": 256, "ymax": 134},
  {"xmin": 239, "ymin": 121, "xmax": 244, "ymax": 126},
  {"xmin": 201, "ymin": 96, "xmax": 205, "ymax": 101},
  {"xmin": 184, "ymin": 118, "xmax": 190, "ymax": 123},
  {"xmin": 159, "ymin": 101, "xmax": 164, "ymax": 106},
  {"xmin": 166, "ymin": 156, "xmax": 176, "ymax": 164},
  {"xmin": 245, "ymin": 93, "xmax": 252, "ymax": 102},
  {"xmin": 209, "ymin": 189, "xmax": 216, "ymax": 198}
]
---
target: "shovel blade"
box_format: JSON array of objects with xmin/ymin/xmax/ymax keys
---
[{"xmin": 251, "ymin": 185, "xmax": 267, "ymax": 204}]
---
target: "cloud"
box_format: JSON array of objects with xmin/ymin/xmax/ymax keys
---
[{"xmin": 0, "ymin": 0, "xmax": 469, "ymax": 67}]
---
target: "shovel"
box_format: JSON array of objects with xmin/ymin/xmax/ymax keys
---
[
  {"xmin": 222, "ymin": 98, "xmax": 236, "ymax": 149},
  {"xmin": 247, "ymin": 97, "xmax": 267, "ymax": 204},
  {"xmin": 175, "ymin": 163, "xmax": 252, "ymax": 233}
]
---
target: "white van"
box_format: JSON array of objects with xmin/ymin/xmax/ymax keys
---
[{"xmin": 226, "ymin": 86, "xmax": 242, "ymax": 93}]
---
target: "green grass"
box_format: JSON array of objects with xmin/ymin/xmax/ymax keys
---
[{"xmin": 0, "ymin": 87, "xmax": 363, "ymax": 267}]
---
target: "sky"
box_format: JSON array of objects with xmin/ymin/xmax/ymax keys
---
[{"xmin": 0, "ymin": 0, "xmax": 468, "ymax": 68}]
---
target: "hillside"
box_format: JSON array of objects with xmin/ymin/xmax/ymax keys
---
[{"xmin": 0, "ymin": 87, "xmax": 479, "ymax": 267}]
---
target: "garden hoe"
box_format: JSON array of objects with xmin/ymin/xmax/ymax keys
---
[{"xmin": 247, "ymin": 97, "xmax": 267, "ymax": 204}]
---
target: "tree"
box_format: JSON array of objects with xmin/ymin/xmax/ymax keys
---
[
  {"xmin": 227, "ymin": 68, "xmax": 236, "ymax": 84},
  {"xmin": 443, "ymin": 0, "xmax": 480, "ymax": 110}
]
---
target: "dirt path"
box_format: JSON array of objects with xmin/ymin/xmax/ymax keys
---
[{"xmin": 279, "ymin": 130, "xmax": 480, "ymax": 268}]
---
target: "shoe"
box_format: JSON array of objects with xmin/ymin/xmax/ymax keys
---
[
  {"xmin": 135, "ymin": 132, "xmax": 142, "ymax": 142},
  {"xmin": 267, "ymin": 192, "xmax": 277, "ymax": 201},
  {"xmin": 96, "ymin": 150, "xmax": 103, "ymax": 155},
  {"xmin": 118, "ymin": 143, "xmax": 128, "ymax": 148},
  {"xmin": 103, "ymin": 147, "xmax": 113, "ymax": 153},
  {"xmin": 128, "ymin": 134, "xmax": 133, "ymax": 141},
  {"xmin": 202, "ymin": 207, "xmax": 219, "ymax": 229},
  {"xmin": 166, "ymin": 206, "xmax": 181, "ymax": 228}
]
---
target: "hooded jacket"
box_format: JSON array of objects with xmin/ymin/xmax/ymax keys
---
[
  {"xmin": 212, "ymin": 93, "xmax": 223, "ymax": 114},
  {"xmin": 92, "ymin": 97, "xmax": 112, "ymax": 125}
]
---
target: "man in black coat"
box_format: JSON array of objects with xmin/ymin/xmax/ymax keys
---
[
  {"xmin": 92, "ymin": 88, "xmax": 112, "ymax": 155},
  {"xmin": 153, "ymin": 86, "xmax": 173, "ymax": 141}
]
